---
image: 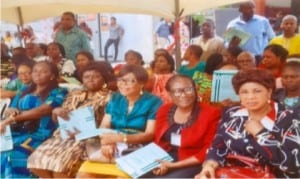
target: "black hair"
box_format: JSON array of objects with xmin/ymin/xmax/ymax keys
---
[
  {"xmin": 21, "ymin": 61, "xmax": 59, "ymax": 101},
  {"xmin": 153, "ymin": 52, "xmax": 175, "ymax": 72},
  {"xmin": 47, "ymin": 42, "xmax": 66, "ymax": 58},
  {"xmin": 76, "ymin": 51, "xmax": 94, "ymax": 61},
  {"xmin": 264, "ymin": 44, "xmax": 288, "ymax": 63},
  {"xmin": 165, "ymin": 74, "xmax": 200, "ymax": 125},
  {"xmin": 38, "ymin": 43, "xmax": 48, "ymax": 55},
  {"xmin": 63, "ymin": 11, "xmax": 76, "ymax": 20},
  {"xmin": 17, "ymin": 60, "xmax": 35, "ymax": 72},
  {"xmin": 205, "ymin": 53, "xmax": 224, "ymax": 75},
  {"xmin": 80, "ymin": 61, "xmax": 115, "ymax": 84},
  {"xmin": 283, "ymin": 61, "xmax": 300, "ymax": 72},
  {"xmin": 118, "ymin": 64, "xmax": 148, "ymax": 84}
]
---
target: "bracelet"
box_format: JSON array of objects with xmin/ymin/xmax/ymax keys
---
[{"xmin": 122, "ymin": 134, "xmax": 128, "ymax": 143}]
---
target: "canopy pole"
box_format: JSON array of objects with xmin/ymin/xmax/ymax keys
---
[
  {"xmin": 17, "ymin": 7, "xmax": 25, "ymax": 46},
  {"xmin": 174, "ymin": 0, "xmax": 183, "ymax": 70}
]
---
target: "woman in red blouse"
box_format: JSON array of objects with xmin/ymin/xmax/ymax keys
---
[{"xmin": 145, "ymin": 74, "xmax": 221, "ymax": 178}]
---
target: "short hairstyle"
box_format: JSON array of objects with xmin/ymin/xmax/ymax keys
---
[
  {"xmin": 239, "ymin": 0, "xmax": 255, "ymax": 8},
  {"xmin": 232, "ymin": 69, "xmax": 275, "ymax": 94},
  {"xmin": 80, "ymin": 61, "xmax": 113, "ymax": 84},
  {"xmin": 237, "ymin": 51, "xmax": 256, "ymax": 63},
  {"xmin": 264, "ymin": 44, "xmax": 288, "ymax": 63},
  {"xmin": 118, "ymin": 64, "xmax": 148, "ymax": 84},
  {"xmin": 227, "ymin": 46, "xmax": 243, "ymax": 58},
  {"xmin": 188, "ymin": 45, "xmax": 203, "ymax": 58},
  {"xmin": 76, "ymin": 50, "xmax": 94, "ymax": 61},
  {"xmin": 202, "ymin": 18, "xmax": 215, "ymax": 28},
  {"xmin": 62, "ymin": 11, "xmax": 75, "ymax": 20},
  {"xmin": 153, "ymin": 52, "xmax": 175, "ymax": 72},
  {"xmin": 205, "ymin": 53, "xmax": 224, "ymax": 75},
  {"xmin": 38, "ymin": 43, "xmax": 48, "ymax": 55},
  {"xmin": 165, "ymin": 74, "xmax": 197, "ymax": 97},
  {"xmin": 111, "ymin": 16, "xmax": 116, "ymax": 21},
  {"xmin": 13, "ymin": 47, "xmax": 26, "ymax": 56},
  {"xmin": 281, "ymin": 14, "xmax": 298, "ymax": 24},
  {"xmin": 125, "ymin": 50, "xmax": 144, "ymax": 65},
  {"xmin": 47, "ymin": 42, "xmax": 66, "ymax": 58},
  {"xmin": 17, "ymin": 60, "xmax": 35, "ymax": 72},
  {"xmin": 282, "ymin": 61, "xmax": 300, "ymax": 72},
  {"xmin": 11, "ymin": 54, "xmax": 31, "ymax": 68}
]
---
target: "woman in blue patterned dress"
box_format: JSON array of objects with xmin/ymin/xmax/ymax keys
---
[
  {"xmin": 0, "ymin": 61, "xmax": 68, "ymax": 178},
  {"xmin": 195, "ymin": 69, "xmax": 299, "ymax": 178}
]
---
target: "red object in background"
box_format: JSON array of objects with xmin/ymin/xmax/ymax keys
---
[{"xmin": 215, "ymin": 154, "xmax": 275, "ymax": 178}]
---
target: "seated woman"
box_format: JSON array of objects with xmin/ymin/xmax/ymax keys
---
[
  {"xmin": 195, "ymin": 69, "xmax": 300, "ymax": 178},
  {"xmin": 144, "ymin": 74, "xmax": 221, "ymax": 178},
  {"xmin": 0, "ymin": 61, "xmax": 68, "ymax": 178},
  {"xmin": 113, "ymin": 50, "xmax": 144, "ymax": 75},
  {"xmin": 273, "ymin": 61, "xmax": 300, "ymax": 112},
  {"xmin": 46, "ymin": 42, "xmax": 76, "ymax": 77},
  {"xmin": 148, "ymin": 52, "xmax": 175, "ymax": 103},
  {"xmin": 77, "ymin": 64, "xmax": 162, "ymax": 178},
  {"xmin": 27, "ymin": 61, "xmax": 113, "ymax": 178},
  {"xmin": 193, "ymin": 53, "xmax": 223, "ymax": 103},
  {"xmin": 259, "ymin": 44, "xmax": 288, "ymax": 88},
  {"xmin": 74, "ymin": 50, "xmax": 95, "ymax": 81},
  {"xmin": 1, "ymin": 60, "xmax": 35, "ymax": 99}
]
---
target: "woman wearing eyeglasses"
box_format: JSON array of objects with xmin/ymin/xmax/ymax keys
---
[
  {"xmin": 142, "ymin": 74, "xmax": 221, "ymax": 178},
  {"xmin": 77, "ymin": 64, "xmax": 162, "ymax": 177}
]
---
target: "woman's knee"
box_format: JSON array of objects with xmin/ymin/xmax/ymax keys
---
[{"xmin": 29, "ymin": 168, "xmax": 53, "ymax": 178}]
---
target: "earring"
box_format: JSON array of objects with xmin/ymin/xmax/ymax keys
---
[
  {"xmin": 140, "ymin": 90, "xmax": 143, "ymax": 95},
  {"xmin": 102, "ymin": 83, "xmax": 107, "ymax": 89}
]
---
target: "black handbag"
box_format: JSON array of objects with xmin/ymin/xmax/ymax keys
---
[{"xmin": 11, "ymin": 119, "xmax": 40, "ymax": 133}]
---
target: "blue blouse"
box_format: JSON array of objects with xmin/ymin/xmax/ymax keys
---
[
  {"xmin": 10, "ymin": 86, "xmax": 68, "ymax": 142},
  {"xmin": 106, "ymin": 92, "xmax": 162, "ymax": 134}
]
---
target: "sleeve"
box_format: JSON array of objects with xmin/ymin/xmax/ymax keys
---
[
  {"xmin": 4, "ymin": 79, "xmax": 18, "ymax": 91},
  {"xmin": 80, "ymin": 32, "xmax": 92, "ymax": 52},
  {"xmin": 44, "ymin": 87, "xmax": 68, "ymax": 108},
  {"xmin": 146, "ymin": 96, "xmax": 162, "ymax": 120},
  {"xmin": 248, "ymin": 112, "xmax": 300, "ymax": 175},
  {"xmin": 105, "ymin": 93, "xmax": 116, "ymax": 114},
  {"xmin": 194, "ymin": 106, "xmax": 221, "ymax": 162},
  {"xmin": 205, "ymin": 108, "xmax": 232, "ymax": 166},
  {"xmin": 265, "ymin": 19, "xmax": 275, "ymax": 41},
  {"xmin": 10, "ymin": 86, "xmax": 28, "ymax": 108}
]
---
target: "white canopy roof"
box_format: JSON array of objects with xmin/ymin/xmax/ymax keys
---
[{"xmin": 1, "ymin": 0, "xmax": 247, "ymax": 25}]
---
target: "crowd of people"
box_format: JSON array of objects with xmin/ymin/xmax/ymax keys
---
[{"xmin": 1, "ymin": 1, "xmax": 300, "ymax": 178}]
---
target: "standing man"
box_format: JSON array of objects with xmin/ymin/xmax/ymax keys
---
[
  {"xmin": 270, "ymin": 15, "xmax": 300, "ymax": 56},
  {"xmin": 154, "ymin": 18, "xmax": 171, "ymax": 49},
  {"xmin": 227, "ymin": 0, "xmax": 275, "ymax": 63},
  {"xmin": 104, "ymin": 17, "xmax": 124, "ymax": 62},
  {"xmin": 55, "ymin": 11, "xmax": 91, "ymax": 61},
  {"xmin": 192, "ymin": 19, "xmax": 225, "ymax": 61}
]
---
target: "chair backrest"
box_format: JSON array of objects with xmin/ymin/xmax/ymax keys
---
[{"xmin": 0, "ymin": 98, "xmax": 11, "ymax": 119}]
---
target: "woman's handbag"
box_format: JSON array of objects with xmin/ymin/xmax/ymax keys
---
[{"xmin": 215, "ymin": 154, "xmax": 275, "ymax": 178}]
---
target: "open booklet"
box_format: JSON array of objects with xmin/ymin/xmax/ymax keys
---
[
  {"xmin": 58, "ymin": 106, "xmax": 99, "ymax": 141},
  {"xmin": 116, "ymin": 142, "xmax": 173, "ymax": 178},
  {"xmin": 0, "ymin": 125, "xmax": 13, "ymax": 152},
  {"xmin": 211, "ymin": 70, "xmax": 240, "ymax": 102},
  {"xmin": 223, "ymin": 28, "xmax": 251, "ymax": 46}
]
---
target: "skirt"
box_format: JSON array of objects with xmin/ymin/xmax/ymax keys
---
[{"xmin": 27, "ymin": 130, "xmax": 86, "ymax": 177}]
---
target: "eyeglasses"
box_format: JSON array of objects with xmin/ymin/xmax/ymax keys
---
[
  {"xmin": 170, "ymin": 87, "xmax": 194, "ymax": 97},
  {"xmin": 117, "ymin": 78, "xmax": 137, "ymax": 85}
]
